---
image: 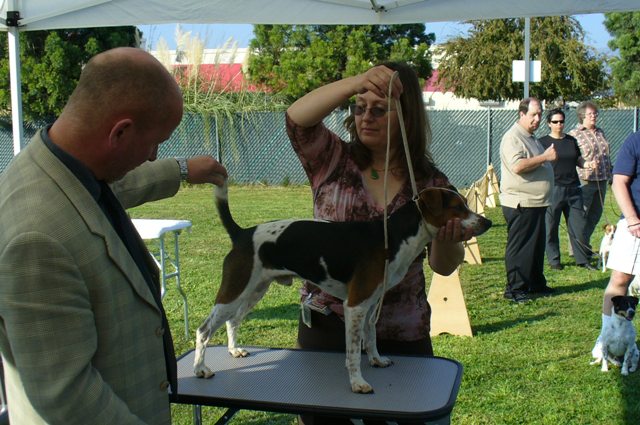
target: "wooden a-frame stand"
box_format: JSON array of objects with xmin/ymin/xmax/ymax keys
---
[{"xmin": 428, "ymin": 165, "xmax": 499, "ymax": 337}]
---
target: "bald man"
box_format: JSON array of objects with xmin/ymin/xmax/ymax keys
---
[{"xmin": 0, "ymin": 47, "xmax": 226, "ymax": 424}]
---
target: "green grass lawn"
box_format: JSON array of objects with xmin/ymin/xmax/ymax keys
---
[{"xmin": 129, "ymin": 184, "xmax": 640, "ymax": 425}]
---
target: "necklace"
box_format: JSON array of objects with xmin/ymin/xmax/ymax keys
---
[{"xmin": 370, "ymin": 166, "xmax": 402, "ymax": 180}]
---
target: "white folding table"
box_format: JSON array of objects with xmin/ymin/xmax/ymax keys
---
[{"xmin": 132, "ymin": 219, "xmax": 192, "ymax": 337}]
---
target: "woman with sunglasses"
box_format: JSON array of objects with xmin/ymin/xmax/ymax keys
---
[
  {"xmin": 286, "ymin": 63, "xmax": 471, "ymax": 425},
  {"xmin": 568, "ymin": 101, "xmax": 612, "ymax": 259},
  {"xmin": 539, "ymin": 108, "xmax": 595, "ymax": 271}
]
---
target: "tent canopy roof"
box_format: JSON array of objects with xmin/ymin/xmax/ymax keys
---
[{"xmin": 1, "ymin": 0, "xmax": 639, "ymax": 31}]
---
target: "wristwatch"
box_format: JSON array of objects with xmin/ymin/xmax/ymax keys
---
[{"xmin": 176, "ymin": 157, "xmax": 188, "ymax": 181}]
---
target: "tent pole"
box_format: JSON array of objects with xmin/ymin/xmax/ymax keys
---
[
  {"xmin": 6, "ymin": 8, "xmax": 24, "ymax": 154},
  {"xmin": 524, "ymin": 17, "xmax": 531, "ymax": 99}
]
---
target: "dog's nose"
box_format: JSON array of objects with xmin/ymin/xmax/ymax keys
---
[{"xmin": 628, "ymin": 309, "xmax": 635, "ymax": 320}]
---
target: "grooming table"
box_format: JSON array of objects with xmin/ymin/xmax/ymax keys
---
[
  {"xmin": 132, "ymin": 219, "xmax": 192, "ymax": 337},
  {"xmin": 170, "ymin": 346, "xmax": 462, "ymax": 424}
]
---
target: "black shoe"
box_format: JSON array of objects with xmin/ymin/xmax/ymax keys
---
[
  {"xmin": 504, "ymin": 291, "xmax": 531, "ymax": 303},
  {"xmin": 578, "ymin": 263, "xmax": 597, "ymax": 271},
  {"xmin": 530, "ymin": 286, "xmax": 555, "ymax": 295},
  {"xmin": 549, "ymin": 264, "xmax": 564, "ymax": 270}
]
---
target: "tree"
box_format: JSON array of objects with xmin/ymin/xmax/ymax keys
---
[
  {"xmin": 0, "ymin": 27, "xmax": 138, "ymax": 120},
  {"xmin": 247, "ymin": 25, "xmax": 434, "ymax": 101},
  {"xmin": 436, "ymin": 17, "xmax": 607, "ymax": 103},
  {"xmin": 604, "ymin": 12, "xmax": 640, "ymax": 106}
]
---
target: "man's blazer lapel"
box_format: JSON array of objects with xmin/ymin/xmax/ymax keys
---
[{"xmin": 29, "ymin": 137, "xmax": 161, "ymax": 312}]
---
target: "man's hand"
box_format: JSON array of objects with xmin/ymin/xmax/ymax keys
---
[
  {"xmin": 543, "ymin": 144, "xmax": 557, "ymax": 162},
  {"xmin": 186, "ymin": 156, "xmax": 228, "ymax": 187}
]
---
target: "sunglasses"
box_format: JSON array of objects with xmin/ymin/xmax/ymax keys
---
[
  {"xmin": 550, "ymin": 120, "xmax": 565, "ymax": 124},
  {"xmin": 352, "ymin": 104, "xmax": 393, "ymax": 118}
]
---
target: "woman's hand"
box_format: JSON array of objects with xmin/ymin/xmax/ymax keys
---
[
  {"xmin": 428, "ymin": 218, "xmax": 472, "ymax": 276},
  {"xmin": 435, "ymin": 218, "xmax": 474, "ymax": 243},
  {"xmin": 355, "ymin": 65, "xmax": 403, "ymax": 99}
]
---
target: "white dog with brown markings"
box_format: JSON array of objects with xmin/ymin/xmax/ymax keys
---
[{"xmin": 193, "ymin": 180, "xmax": 491, "ymax": 393}]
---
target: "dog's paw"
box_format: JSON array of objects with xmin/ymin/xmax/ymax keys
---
[
  {"xmin": 370, "ymin": 356, "xmax": 393, "ymax": 368},
  {"xmin": 350, "ymin": 379, "xmax": 374, "ymax": 394},
  {"xmin": 194, "ymin": 365, "xmax": 215, "ymax": 379},
  {"xmin": 229, "ymin": 348, "xmax": 249, "ymax": 358},
  {"xmin": 589, "ymin": 358, "xmax": 602, "ymax": 366}
]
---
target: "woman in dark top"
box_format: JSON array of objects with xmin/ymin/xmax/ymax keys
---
[{"xmin": 539, "ymin": 108, "xmax": 595, "ymax": 271}]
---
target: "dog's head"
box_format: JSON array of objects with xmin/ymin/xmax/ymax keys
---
[
  {"xmin": 603, "ymin": 223, "xmax": 616, "ymax": 236},
  {"xmin": 416, "ymin": 187, "xmax": 492, "ymax": 237},
  {"xmin": 611, "ymin": 295, "xmax": 639, "ymax": 321}
]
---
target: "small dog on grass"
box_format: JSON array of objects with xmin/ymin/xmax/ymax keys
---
[
  {"xmin": 597, "ymin": 223, "xmax": 616, "ymax": 272},
  {"xmin": 590, "ymin": 295, "xmax": 639, "ymax": 376}
]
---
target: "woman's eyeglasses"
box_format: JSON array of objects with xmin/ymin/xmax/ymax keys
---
[
  {"xmin": 550, "ymin": 120, "xmax": 565, "ymax": 124},
  {"xmin": 352, "ymin": 105, "xmax": 393, "ymax": 118}
]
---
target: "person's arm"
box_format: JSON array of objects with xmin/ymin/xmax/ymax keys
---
[
  {"xmin": 0, "ymin": 234, "xmax": 146, "ymax": 424},
  {"xmin": 612, "ymin": 174, "xmax": 640, "ymax": 237},
  {"xmin": 111, "ymin": 156, "xmax": 227, "ymax": 209},
  {"xmin": 511, "ymin": 144, "xmax": 556, "ymax": 174},
  {"xmin": 287, "ymin": 65, "xmax": 402, "ymax": 127}
]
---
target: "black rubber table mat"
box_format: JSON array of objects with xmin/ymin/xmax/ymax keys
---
[{"xmin": 171, "ymin": 346, "xmax": 462, "ymax": 421}]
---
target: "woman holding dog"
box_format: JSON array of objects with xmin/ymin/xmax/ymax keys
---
[{"xmin": 286, "ymin": 62, "xmax": 471, "ymax": 425}]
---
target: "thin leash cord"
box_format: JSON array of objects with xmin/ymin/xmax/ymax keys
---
[
  {"xmin": 371, "ymin": 71, "xmax": 419, "ymax": 326},
  {"xmin": 590, "ymin": 131, "xmax": 614, "ymax": 226}
]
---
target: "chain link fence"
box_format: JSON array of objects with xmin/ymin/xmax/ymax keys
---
[{"xmin": 1, "ymin": 108, "xmax": 638, "ymax": 188}]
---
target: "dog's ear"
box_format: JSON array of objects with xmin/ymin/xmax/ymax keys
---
[
  {"xmin": 612, "ymin": 295, "xmax": 623, "ymax": 305},
  {"xmin": 418, "ymin": 188, "xmax": 444, "ymax": 217},
  {"xmin": 631, "ymin": 296, "xmax": 639, "ymax": 308}
]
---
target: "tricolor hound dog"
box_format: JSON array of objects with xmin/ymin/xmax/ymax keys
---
[
  {"xmin": 194, "ymin": 181, "xmax": 492, "ymax": 393},
  {"xmin": 591, "ymin": 295, "xmax": 639, "ymax": 376}
]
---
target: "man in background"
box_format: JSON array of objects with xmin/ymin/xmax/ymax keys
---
[{"xmin": 499, "ymin": 97, "xmax": 556, "ymax": 303}]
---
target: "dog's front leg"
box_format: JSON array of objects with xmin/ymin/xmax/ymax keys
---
[
  {"xmin": 344, "ymin": 304, "xmax": 373, "ymax": 393},
  {"xmin": 621, "ymin": 343, "xmax": 639, "ymax": 375},
  {"xmin": 363, "ymin": 305, "xmax": 392, "ymax": 369},
  {"xmin": 600, "ymin": 346, "xmax": 610, "ymax": 372}
]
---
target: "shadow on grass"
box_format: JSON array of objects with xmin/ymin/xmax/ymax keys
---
[
  {"xmin": 621, "ymin": 365, "xmax": 640, "ymax": 424},
  {"xmin": 554, "ymin": 277, "xmax": 610, "ymax": 295},
  {"xmin": 472, "ymin": 312, "xmax": 557, "ymax": 335}
]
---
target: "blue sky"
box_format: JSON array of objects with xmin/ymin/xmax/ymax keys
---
[{"xmin": 138, "ymin": 13, "xmax": 613, "ymax": 54}]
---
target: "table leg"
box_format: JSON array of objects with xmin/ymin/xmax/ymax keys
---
[
  {"xmin": 173, "ymin": 230, "xmax": 190, "ymax": 338},
  {"xmin": 193, "ymin": 405, "xmax": 201, "ymax": 425}
]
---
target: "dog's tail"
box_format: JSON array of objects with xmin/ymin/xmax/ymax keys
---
[{"xmin": 215, "ymin": 179, "xmax": 242, "ymax": 241}]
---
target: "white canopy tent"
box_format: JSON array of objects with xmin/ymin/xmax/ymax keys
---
[{"xmin": 2, "ymin": 0, "xmax": 640, "ymax": 152}]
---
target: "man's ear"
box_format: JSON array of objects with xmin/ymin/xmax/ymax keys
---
[{"xmin": 108, "ymin": 118, "xmax": 134, "ymax": 148}]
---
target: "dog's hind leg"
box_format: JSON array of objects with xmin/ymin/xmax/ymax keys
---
[
  {"xmin": 226, "ymin": 279, "xmax": 272, "ymax": 358},
  {"xmin": 194, "ymin": 304, "xmax": 236, "ymax": 378},
  {"xmin": 363, "ymin": 302, "xmax": 392, "ymax": 368}
]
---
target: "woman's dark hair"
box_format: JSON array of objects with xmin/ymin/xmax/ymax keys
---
[
  {"xmin": 345, "ymin": 61, "xmax": 436, "ymax": 180},
  {"xmin": 546, "ymin": 108, "xmax": 565, "ymax": 123}
]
